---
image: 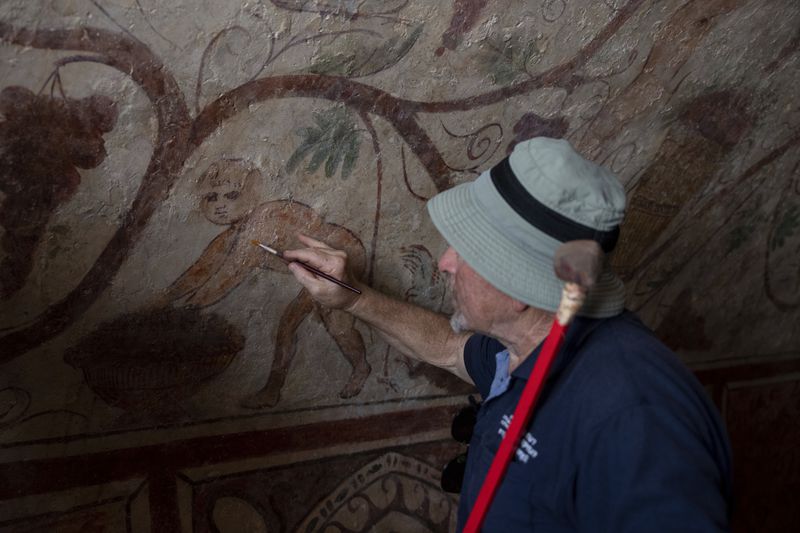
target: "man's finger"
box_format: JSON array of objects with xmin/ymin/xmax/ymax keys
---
[
  {"xmin": 287, "ymin": 261, "xmax": 320, "ymax": 286},
  {"xmin": 283, "ymin": 247, "xmax": 333, "ymax": 269},
  {"xmin": 297, "ymin": 233, "xmax": 331, "ymax": 249}
]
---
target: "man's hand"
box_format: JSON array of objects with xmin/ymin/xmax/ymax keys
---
[
  {"xmin": 283, "ymin": 234, "xmax": 472, "ymax": 385},
  {"xmin": 283, "ymin": 234, "xmax": 362, "ymax": 310}
]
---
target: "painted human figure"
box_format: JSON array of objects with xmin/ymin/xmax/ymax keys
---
[{"xmin": 163, "ymin": 158, "xmax": 370, "ymax": 407}]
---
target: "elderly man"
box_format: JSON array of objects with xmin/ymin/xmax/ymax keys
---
[{"xmin": 284, "ymin": 138, "xmax": 732, "ymax": 531}]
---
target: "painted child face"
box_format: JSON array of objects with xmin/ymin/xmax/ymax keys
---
[{"xmin": 198, "ymin": 160, "xmax": 259, "ymax": 225}]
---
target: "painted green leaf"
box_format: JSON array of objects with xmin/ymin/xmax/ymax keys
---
[
  {"xmin": 307, "ymin": 142, "xmax": 331, "ymax": 173},
  {"xmin": 286, "ymin": 106, "xmax": 361, "ymax": 180},
  {"xmin": 478, "ymin": 34, "xmax": 541, "ymax": 86},
  {"xmin": 309, "ymin": 53, "xmax": 357, "ymax": 77},
  {"xmin": 285, "ymin": 141, "xmax": 315, "ymax": 174},
  {"xmin": 726, "ymin": 224, "xmax": 755, "ymax": 255},
  {"xmin": 308, "ymin": 24, "xmax": 423, "ymax": 78},
  {"xmin": 771, "ymin": 204, "xmax": 800, "ymax": 251},
  {"xmin": 325, "ymin": 137, "xmax": 345, "ymax": 177},
  {"xmin": 340, "ymin": 133, "xmax": 360, "ymax": 180},
  {"xmin": 723, "ymin": 206, "xmax": 763, "ymax": 255}
]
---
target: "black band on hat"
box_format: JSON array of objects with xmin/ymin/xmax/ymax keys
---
[{"xmin": 490, "ymin": 157, "xmax": 619, "ymax": 252}]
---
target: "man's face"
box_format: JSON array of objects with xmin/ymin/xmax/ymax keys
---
[{"xmin": 437, "ymin": 246, "xmax": 517, "ymax": 335}]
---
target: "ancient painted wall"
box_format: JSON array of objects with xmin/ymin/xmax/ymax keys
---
[{"xmin": 0, "ymin": 1, "xmax": 798, "ymax": 531}]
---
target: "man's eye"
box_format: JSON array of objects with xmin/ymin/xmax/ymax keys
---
[
  {"xmin": 204, "ymin": 192, "xmax": 218, "ymax": 202},
  {"xmin": 224, "ymin": 191, "xmax": 241, "ymax": 200}
]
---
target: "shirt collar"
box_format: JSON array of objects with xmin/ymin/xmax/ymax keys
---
[{"xmin": 510, "ymin": 315, "xmax": 608, "ymax": 380}]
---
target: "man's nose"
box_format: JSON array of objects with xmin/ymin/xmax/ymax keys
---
[{"xmin": 438, "ymin": 246, "xmax": 457, "ymax": 274}]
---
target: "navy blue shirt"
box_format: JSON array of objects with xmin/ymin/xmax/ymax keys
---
[{"xmin": 457, "ymin": 311, "xmax": 732, "ymax": 532}]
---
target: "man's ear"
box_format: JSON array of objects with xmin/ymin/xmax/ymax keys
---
[{"xmin": 511, "ymin": 299, "xmax": 528, "ymax": 313}]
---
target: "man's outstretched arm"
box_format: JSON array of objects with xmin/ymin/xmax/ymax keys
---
[{"xmin": 284, "ymin": 234, "xmax": 473, "ymax": 384}]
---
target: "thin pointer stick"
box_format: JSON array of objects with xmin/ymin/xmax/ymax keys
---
[{"xmin": 251, "ymin": 240, "xmax": 362, "ymax": 294}]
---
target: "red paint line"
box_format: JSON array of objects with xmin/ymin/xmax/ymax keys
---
[{"xmin": 0, "ymin": 404, "xmax": 458, "ymax": 500}]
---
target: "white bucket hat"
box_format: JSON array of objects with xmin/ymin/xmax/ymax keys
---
[{"xmin": 427, "ymin": 137, "xmax": 626, "ymax": 318}]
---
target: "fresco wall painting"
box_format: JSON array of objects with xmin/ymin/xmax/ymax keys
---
[{"xmin": 1, "ymin": 0, "xmax": 799, "ymax": 530}]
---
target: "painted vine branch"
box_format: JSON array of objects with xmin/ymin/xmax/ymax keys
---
[
  {"xmin": 190, "ymin": 75, "xmax": 455, "ymax": 190},
  {"xmin": 0, "ymin": 22, "xmax": 192, "ymax": 361},
  {"xmin": 0, "ymin": 0, "xmax": 646, "ymax": 360},
  {"xmin": 411, "ymin": 0, "xmax": 645, "ymax": 114},
  {"xmin": 190, "ymin": 0, "xmax": 646, "ymax": 166},
  {"xmin": 630, "ymin": 130, "xmax": 800, "ymax": 311}
]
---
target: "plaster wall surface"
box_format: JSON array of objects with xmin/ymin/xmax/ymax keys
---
[{"xmin": 0, "ymin": 1, "xmax": 798, "ymax": 531}]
